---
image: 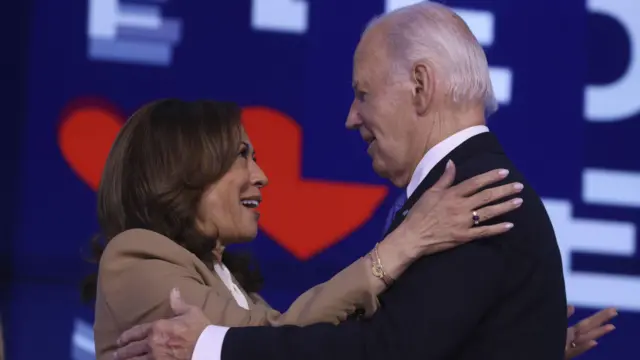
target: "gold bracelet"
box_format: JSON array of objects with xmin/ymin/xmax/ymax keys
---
[{"xmin": 369, "ymin": 243, "xmax": 395, "ymax": 286}]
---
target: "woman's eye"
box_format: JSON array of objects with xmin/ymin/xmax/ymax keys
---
[{"xmin": 239, "ymin": 148, "xmax": 249, "ymax": 158}]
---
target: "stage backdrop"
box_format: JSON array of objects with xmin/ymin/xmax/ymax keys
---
[{"xmin": 5, "ymin": 0, "xmax": 640, "ymax": 359}]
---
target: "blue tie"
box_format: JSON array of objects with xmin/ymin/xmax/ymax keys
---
[{"xmin": 382, "ymin": 191, "xmax": 408, "ymax": 235}]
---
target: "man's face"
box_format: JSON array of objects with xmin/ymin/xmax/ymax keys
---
[{"xmin": 346, "ymin": 31, "xmax": 421, "ymax": 187}]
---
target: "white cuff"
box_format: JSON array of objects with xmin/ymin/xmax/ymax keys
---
[{"xmin": 191, "ymin": 325, "xmax": 230, "ymax": 360}]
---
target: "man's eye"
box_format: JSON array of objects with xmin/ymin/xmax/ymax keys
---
[{"xmin": 356, "ymin": 91, "xmax": 367, "ymax": 101}]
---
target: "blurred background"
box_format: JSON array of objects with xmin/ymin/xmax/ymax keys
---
[{"xmin": 1, "ymin": 0, "xmax": 639, "ymax": 359}]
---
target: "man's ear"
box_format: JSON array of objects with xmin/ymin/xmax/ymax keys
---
[{"xmin": 411, "ymin": 61, "xmax": 435, "ymax": 115}]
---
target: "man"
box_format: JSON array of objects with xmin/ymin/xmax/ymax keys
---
[{"xmin": 113, "ymin": 2, "xmax": 617, "ymax": 360}]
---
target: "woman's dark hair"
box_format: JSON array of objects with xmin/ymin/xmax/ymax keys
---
[{"xmin": 81, "ymin": 99, "xmax": 263, "ymax": 302}]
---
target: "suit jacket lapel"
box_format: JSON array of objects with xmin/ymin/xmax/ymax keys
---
[{"xmin": 383, "ymin": 132, "xmax": 504, "ymax": 237}]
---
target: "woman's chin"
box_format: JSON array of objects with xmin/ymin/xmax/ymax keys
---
[{"xmin": 239, "ymin": 224, "xmax": 259, "ymax": 242}]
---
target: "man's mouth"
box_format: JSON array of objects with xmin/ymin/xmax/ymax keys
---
[
  {"xmin": 366, "ymin": 137, "xmax": 376, "ymax": 152},
  {"xmin": 363, "ymin": 136, "xmax": 376, "ymax": 145}
]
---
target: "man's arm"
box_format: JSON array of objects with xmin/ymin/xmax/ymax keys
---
[
  {"xmin": 192, "ymin": 326, "xmax": 228, "ymax": 360},
  {"xmin": 113, "ymin": 239, "xmax": 506, "ymax": 360},
  {"xmin": 220, "ymin": 239, "xmax": 507, "ymax": 360},
  {"xmin": 114, "ymin": 297, "xmax": 618, "ymax": 360}
]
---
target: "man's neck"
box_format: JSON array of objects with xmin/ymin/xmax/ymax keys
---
[{"xmin": 406, "ymin": 125, "xmax": 489, "ymax": 198}]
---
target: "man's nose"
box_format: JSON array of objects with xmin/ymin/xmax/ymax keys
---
[{"xmin": 345, "ymin": 104, "xmax": 361, "ymax": 129}]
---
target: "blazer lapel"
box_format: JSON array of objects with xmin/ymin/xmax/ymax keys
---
[{"xmin": 383, "ymin": 132, "xmax": 504, "ymax": 237}]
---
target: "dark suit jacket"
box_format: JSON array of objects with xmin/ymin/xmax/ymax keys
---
[{"xmin": 220, "ymin": 132, "xmax": 568, "ymax": 360}]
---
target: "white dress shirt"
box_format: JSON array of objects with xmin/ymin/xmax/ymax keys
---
[
  {"xmin": 191, "ymin": 125, "xmax": 490, "ymax": 360},
  {"xmin": 213, "ymin": 262, "xmax": 250, "ymax": 310},
  {"xmin": 406, "ymin": 125, "xmax": 489, "ymax": 198},
  {"xmin": 191, "ymin": 262, "xmax": 248, "ymax": 360}
]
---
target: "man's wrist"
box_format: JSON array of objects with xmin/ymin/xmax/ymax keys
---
[{"xmin": 192, "ymin": 325, "xmax": 230, "ymax": 360}]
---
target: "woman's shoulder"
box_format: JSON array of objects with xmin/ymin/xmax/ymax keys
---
[
  {"xmin": 101, "ymin": 229, "xmax": 195, "ymax": 266},
  {"xmin": 97, "ymin": 229, "xmax": 210, "ymax": 293},
  {"xmin": 95, "ymin": 229, "xmax": 215, "ymax": 328},
  {"xmin": 94, "ymin": 229, "xmax": 209, "ymax": 359}
]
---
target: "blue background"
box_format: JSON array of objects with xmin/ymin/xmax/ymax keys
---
[{"xmin": 2, "ymin": 0, "xmax": 639, "ymax": 359}]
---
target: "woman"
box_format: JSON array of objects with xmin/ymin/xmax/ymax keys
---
[{"xmin": 87, "ymin": 99, "xmax": 524, "ymax": 360}]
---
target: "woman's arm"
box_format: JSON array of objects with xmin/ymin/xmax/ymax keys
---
[
  {"xmin": 271, "ymin": 164, "xmax": 524, "ymax": 325},
  {"xmin": 101, "ymin": 166, "xmax": 523, "ymax": 329}
]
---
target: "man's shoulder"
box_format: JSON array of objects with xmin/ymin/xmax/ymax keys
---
[{"xmin": 455, "ymin": 152, "xmax": 521, "ymax": 182}]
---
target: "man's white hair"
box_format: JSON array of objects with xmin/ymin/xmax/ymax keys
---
[{"xmin": 366, "ymin": 1, "xmax": 498, "ymax": 115}]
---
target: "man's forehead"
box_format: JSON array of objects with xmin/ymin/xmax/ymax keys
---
[
  {"xmin": 353, "ymin": 26, "xmax": 390, "ymax": 82},
  {"xmin": 352, "ymin": 50, "xmax": 388, "ymax": 87}
]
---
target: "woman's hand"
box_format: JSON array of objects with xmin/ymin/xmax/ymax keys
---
[
  {"xmin": 396, "ymin": 160, "xmax": 522, "ymax": 257},
  {"xmin": 565, "ymin": 306, "xmax": 617, "ymax": 359}
]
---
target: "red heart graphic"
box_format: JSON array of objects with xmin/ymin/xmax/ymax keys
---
[
  {"xmin": 59, "ymin": 102, "xmax": 123, "ymax": 191},
  {"xmin": 59, "ymin": 100, "xmax": 388, "ymax": 259}
]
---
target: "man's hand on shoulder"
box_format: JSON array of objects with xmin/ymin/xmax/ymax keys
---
[{"xmin": 114, "ymin": 288, "xmax": 211, "ymax": 360}]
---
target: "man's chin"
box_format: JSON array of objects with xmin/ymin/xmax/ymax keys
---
[{"xmin": 371, "ymin": 159, "xmax": 391, "ymax": 180}]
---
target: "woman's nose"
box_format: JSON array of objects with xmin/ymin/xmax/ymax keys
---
[{"xmin": 250, "ymin": 161, "xmax": 268, "ymax": 188}]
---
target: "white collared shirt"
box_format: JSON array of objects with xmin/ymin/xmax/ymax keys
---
[
  {"xmin": 191, "ymin": 125, "xmax": 490, "ymax": 360},
  {"xmin": 406, "ymin": 125, "xmax": 489, "ymax": 198},
  {"xmin": 213, "ymin": 262, "xmax": 250, "ymax": 310}
]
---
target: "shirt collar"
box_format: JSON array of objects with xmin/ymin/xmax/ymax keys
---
[{"xmin": 406, "ymin": 125, "xmax": 489, "ymax": 198}]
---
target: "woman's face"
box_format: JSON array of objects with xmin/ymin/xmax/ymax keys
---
[{"xmin": 195, "ymin": 129, "xmax": 268, "ymax": 244}]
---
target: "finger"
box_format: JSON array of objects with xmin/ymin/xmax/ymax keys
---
[
  {"xmin": 458, "ymin": 222, "xmax": 514, "ymax": 242},
  {"xmin": 567, "ymin": 305, "xmax": 575, "ymax": 318},
  {"xmin": 170, "ymin": 287, "xmax": 190, "ymax": 316},
  {"xmin": 574, "ymin": 308, "xmax": 618, "ymax": 333},
  {"xmin": 430, "ymin": 160, "xmax": 456, "ymax": 191},
  {"xmin": 575, "ymin": 324, "xmax": 616, "ymax": 344},
  {"xmin": 453, "ymin": 168, "xmax": 511, "ymax": 197},
  {"xmin": 473, "ymin": 197, "xmax": 523, "ymax": 223},
  {"xmin": 117, "ymin": 323, "xmax": 152, "ymax": 347},
  {"xmin": 113, "ymin": 340, "xmax": 149, "ymax": 360},
  {"xmin": 467, "ymin": 182, "xmax": 524, "ymax": 209},
  {"xmin": 565, "ymin": 327, "xmax": 575, "ymax": 346},
  {"xmin": 566, "ymin": 341, "xmax": 598, "ymax": 359}
]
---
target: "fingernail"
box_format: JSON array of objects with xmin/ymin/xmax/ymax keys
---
[
  {"xmin": 113, "ymin": 352, "xmax": 118, "ymax": 360},
  {"xmin": 498, "ymin": 169, "xmax": 509, "ymax": 177},
  {"xmin": 446, "ymin": 160, "xmax": 453, "ymax": 169},
  {"xmin": 513, "ymin": 198, "xmax": 523, "ymax": 206},
  {"xmin": 505, "ymin": 223, "xmax": 514, "ymax": 229},
  {"xmin": 514, "ymin": 183, "xmax": 524, "ymax": 190}
]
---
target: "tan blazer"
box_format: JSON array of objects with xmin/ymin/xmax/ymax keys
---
[{"xmin": 94, "ymin": 229, "xmax": 380, "ymax": 360}]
